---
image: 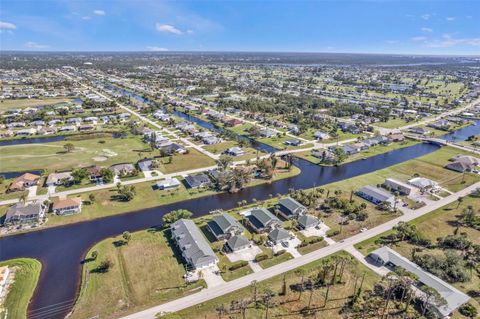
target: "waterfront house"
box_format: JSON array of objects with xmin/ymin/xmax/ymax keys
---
[
  {"xmin": 185, "ymin": 173, "xmax": 212, "ymax": 189},
  {"xmin": 52, "ymin": 197, "xmax": 82, "ymax": 215},
  {"xmin": 4, "ymin": 202, "xmax": 46, "ymax": 226},
  {"xmin": 245, "ymin": 207, "xmax": 281, "ymax": 233},
  {"xmin": 356, "ymin": 185, "xmax": 395, "ymax": 206},
  {"xmin": 8, "ymin": 173, "xmax": 41, "ymax": 192},
  {"xmin": 206, "ymin": 212, "xmax": 244, "ymax": 240},
  {"xmin": 383, "ymin": 178, "xmax": 415, "ymax": 195},
  {"xmin": 297, "ymin": 215, "xmax": 321, "ymax": 230},
  {"xmin": 275, "ymin": 197, "xmax": 307, "ymax": 219},
  {"xmin": 155, "ymin": 178, "xmax": 181, "ymax": 190}
]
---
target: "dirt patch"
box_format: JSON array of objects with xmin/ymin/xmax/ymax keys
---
[{"xmin": 93, "ymin": 156, "xmax": 108, "ymax": 162}]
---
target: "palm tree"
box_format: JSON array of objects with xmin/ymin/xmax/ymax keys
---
[{"xmin": 295, "ymin": 268, "xmax": 306, "ymax": 300}]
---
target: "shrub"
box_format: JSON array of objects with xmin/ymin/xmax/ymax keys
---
[
  {"xmin": 459, "ymin": 303, "xmax": 478, "ymax": 318},
  {"xmin": 274, "ymin": 249, "xmax": 286, "ymax": 257},
  {"xmin": 228, "ymin": 260, "xmax": 248, "ymax": 271},
  {"xmin": 326, "ymin": 229, "xmax": 340, "ymax": 237},
  {"xmin": 254, "ymin": 253, "xmax": 270, "ymax": 262}
]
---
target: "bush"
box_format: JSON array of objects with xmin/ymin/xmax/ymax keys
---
[
  {"xmin": 326, "ymin": 229, "xmax": 340, "ymax": 237},
  {"xmin": 228, "ymin": 260, "xmax": 248, "ymax": 271},
  {"xmin": 459, "ymin": 303, "xmax": 478, "ymax": 318},
  {"xmin": 255, "ymin": 253, "xmax": 270, "ymax": 262},
  {"xmin": 274, "ymin": 249, "xmax": 286, "ymax": 257}
]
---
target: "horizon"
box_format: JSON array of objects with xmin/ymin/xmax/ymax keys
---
[{"xmin": 1, "ymin": 0, "xmax": 478, "ymax": 55}]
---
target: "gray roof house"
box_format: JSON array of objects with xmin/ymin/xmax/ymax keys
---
[
  {"xmin": 297, "ymin": 215, "xmax": 321, "ymax": 230},
  {"xmin": 155, "ymin": 178, "xmax": 181, "ymax": 190},
  {"xmin": 246, "ymin": 208, "xmax": 281, "ymax": 233},
  {"xmin": 46, "ymin": 172, "xmax": 73, "ymax": 187},
  {"xmin": 185, "ymin": 173, "xmax": 212, "ymax": 188},
  {"xmin": 225, "ymin": 234, "xmax": 250, "ymax": 252},
  {"xmin": 4, "ymin": 203, "xmax": 46, "ymax": 225},
  {"xmin": 268, "ymin": 228, "xmax": 292, "ymax": 244},
  {"xmin": 171, "ymin": 219, "xmax": 218, "ymax": 270},
  {"xmin": 357, "ymin": 185, "xmax": 395, "ymax": 206},
  {"xmin": 368, "ymin": 246, "xmax": 470, "ymax": 318},
  {"xmin": 383, "ymin": 178, "xmax": 415, "ymax": 195},
  {"xmin": 111, "ymin": 163, "xmax": 136, "ymax": 176},
  {"xmin": 276, "ymin": 197, "xmax": 307, "ymax": 219},
  {"xmin": 207, "ymin": 212, "xmax": 244, "ymax": 240}
]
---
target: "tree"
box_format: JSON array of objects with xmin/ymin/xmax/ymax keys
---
[
  {"xmin": 162, "ymin": 209, "xmax": 193, "ymax": 225},
  {"xmin": 101, "ymin": 168, "xmax": 114, "ymax": 183},
  {"xmin": 457, "ymin": 196, "xmax": 464, "ymax": 208},
  {"xmin": 122, "ymin": 231, "xmax": 131, "ymax": 244},
  {"xmin": 217, "ymin": 155, "xmax": 233, "ymax": 171},
  {"xmin": 295, "ymin": 268, "xmax": 306, "ymax": 300},
  {"xmin": 91, "ymin": 250, "xmax": 98, "ymax": 260},
  {"xmin": 118, "ymin": 185, "xmax": 136, "ymax": 201},
  {"xmin": 96, "ymin": 259, "xmax": 114, "ymax": 273},
  {"xmin": 72, "ymin": 168, "xmax": 88, "ymax": 184},
  {"xmin": 63, "ymin": 143, "xmax": 75, "ymax": 153},
  {"xmin": 459, "ymin": 303, "xmax": 478, "ymax": 318},
  {"xmin": 262, "ymin": 288, "xmax": 276, "ymax": 319},
  {"xmin": 88, "ymin": 193, "xmax": 96, "ymax": 203}
]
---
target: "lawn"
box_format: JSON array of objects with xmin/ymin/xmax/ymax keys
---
[
  {"xmin": 258, "ymin": 251, "xmax": 294, "ymax": 269},
  {"xmin": 70, "ymin": 229, "xmax": 206, "ymax": 319},
  {"xmin": 157, "ymin": 148, "xmax": 216, "ymax": 174},
  {"xmin": 0, "ymin": 97, "xmax": 75, "ymax": 111},
  {"xmin": 374, "ymin": 118, "xmax": 412, "ymax": 129},
  {"xmin": 0, "ymin": 135, "xmax": 150, "ymax": 174},
  {"xmin": 0, "ymin": 258, "xmax": 42, "ymax": 319},
  {"xmin": 174, "ymin": 251, "xmax": 380, "ymax": 319},
  {"xmin": 217, "ymin": 254, "xmax": 254, "ymax": 282}
]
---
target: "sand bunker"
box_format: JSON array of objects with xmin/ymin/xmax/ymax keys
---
[{"xmin": 93, "ymin": 156, "xmax": 108, "ymax": 162}]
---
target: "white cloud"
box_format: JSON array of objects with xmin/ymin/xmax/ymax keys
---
[
  {"xmin": 411, "ymin": 36, "xmax": 427, "ymax": 41},
  {"xmin": 81, "ymin": 16, "xmax": 91, "ymax": 20},
  {"xmin": 0, "ymin": 21, "xmax": 16, "ymax": 30},
  {"xmin": 446, "ymin": 16, "xmax": 456, "ymax": 21},
  {"xmin": 24, "ymin": 41, "xmax": 50, "ymax": 49},
  {"xmin": 424, "ymin": 33, "xmax": 480, "ymax": 48},
  {"xmin": 421, "ymin": 14, "xmax": 431, "ymax": 20},
  {"xmin": 93, "ymin": 10, "xmax": 106, "ymax": 16},
  {"xmin": 421, "ymin": 27, "xmax": 433, "ymax": 33},
  {"xmin": 155, "ymin": 23, "xmax": 183, "ymax": 35},
  {"xmin": 146, "ymin": 46, "xmax": 169, "ymax": 52}
]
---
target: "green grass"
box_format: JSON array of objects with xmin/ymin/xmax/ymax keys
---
[
  {"xmin": 158, "ymin": 148, "xmax": 216, "ymax": 174},
  {"xmin": 203, "ymin": 141, "xmax": 266, "ymax": 161},
  {"xmin": 297, "ymin": 238, "xmax": 329, "ymax": 255},
  {"xmin": 71, "ymin": 229, "xmax": 206, "ymax": 319},
  {"xmin": 258, "ymin": 251, "xmax": 294, "ymax": 269},
  {"xmin": 175, "ymin": 251, "xmax": 380, "ymax": 319},
  {"xmin": 217, "ymin": 254, "xmax": 254, "ymax": 282},
  {"xmin": 0, "ymin": 97, "xmax": 75, "ymax": 111},
  {"xmin": 0, "ymin": 135, "xmax": 149, "ymax": 174},
  {"xmin": 0, "ymin": 258, "xmax": 42, "ymax": 319}
]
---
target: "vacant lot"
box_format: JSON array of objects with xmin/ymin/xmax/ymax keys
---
[
  {"xmin": 0, "ymin": 97, "xmax": 75, "ymax": 111},
  {"xmin": 158, "ymin": 148, "xmax": 217, "ymax": 174},
  {"xmin": 0, "ymin": 135, "xmax": 149, "ymax": 173},
  {"xmin": 203, "ymin": 141, "xmax": 265, "ymax": 161},
  {"xmin": 0, "ymin": 258, "xmax": 41, "ymax": 319},
  {"xmin": 71, "ymin": 229, "xmax": 206, "ymax": 319}
]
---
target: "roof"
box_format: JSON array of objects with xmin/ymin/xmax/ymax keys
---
[
  {"xmin": 171, "ymin": 219, "xmax": 217, "ymax": 268},
  {"xmin": 5, "ymin": 203, "xmax": 44, "ymax": 222},
  {"xmin": 278, "ymin": 197, "xmax": 306, "ymax": 216},
  {"xmin": 408, "ymin": 177, "xmax": 438, "ymax": 189},
  {"xmin": 226, "ymin": 235, "xmax": 250, "ymax": 250},
  {"xmin": 52, "ymin": 197, "xmax": 82, "ymax": 210},
  {"xmin": 156, "ymin": 178, "xmax": 180, "ymax": 188},
  {"xmin": 369, "ymin": 246, "xmax": 470, "ymax": 317},
  {"xmin": 358, "ymin": 185, "xmax": 394, "ymax": 202},
  {"xmin": 298, "ymin": 215, "xmax": 320, "ymax": 228},
  {"xmin": 17, "ymin": 173, "xmax": 40, "ymax": 182},
  {"xmin": 185, "ymin": 173, "xmax": 211, "ymax": 188},
  {"xmin": 268, "ymin": 228, "xmax": 291, "ymax": 242},
  {"xmin": 384, "ymin": 178, "xmax": 414, "ymax": 191},
  {"xmin": 248, "ymin": 208, "xmax": 280, "ymax": 229},
  {"xmin": 111, "ymin": 163, "xmax": 135, "ymax": 174},
  {"xmin": 207, "ymin": 213, "xmax": 244, "ymax": 237}
]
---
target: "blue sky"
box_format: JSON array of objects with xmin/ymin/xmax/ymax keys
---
[{"xmin": 0, "ymin": 0, "xmax": 478, "ymax": 55}]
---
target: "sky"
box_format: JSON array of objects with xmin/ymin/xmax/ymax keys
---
[{"xmin": 0, "ymin": 0, "xmax": 479, "ymax": 55}]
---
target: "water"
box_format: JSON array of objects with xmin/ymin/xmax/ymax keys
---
[
  {"xmin": 0, "ymin": 135, "xmax": 66, "ymax": 147},
  {"xmin": 0, "ymin": 170, "xmax": 42, "ymax": 180}
]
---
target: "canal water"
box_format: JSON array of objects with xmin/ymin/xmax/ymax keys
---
[{"xmin": 0, "ymin": 84, "xmax": 478, "ymax": 318}]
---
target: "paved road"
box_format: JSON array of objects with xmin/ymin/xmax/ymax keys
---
[{"xmin": 120, "ymin": 181, "xmax": 480, "ymax": 319}]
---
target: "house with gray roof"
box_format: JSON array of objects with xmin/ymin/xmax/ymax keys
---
[
  {"xmin": 368, "ymin": 246, "xmax": 470, "ymax": 318},
  {"xmin": 297, "ymin": 215, "xmax": 321, "ymax": 230},
  {"xmin": 207, "ymin": 212, "xmax": 244, "ymax": 240},
  {"xmin": 4, "ymin": 202, "xmax": 46, "ymax": 226},
  {"xmin": 357, "ymin": 185, "xmax": 395, "ymax": 206},
  {"xmin": 246, "ymin": 207, "xmax": 281, "ymax": 233},
  {"xmin": 225, "ymin": 235, "xmax": 250, "ymax": 252},
  {"xmin": 171, "ymin": 219, "xmax": 218, "ymax": 270},
  {"xmin": 268, "ymin": 228, "xmax": 292, "ymax": 244},
  {"xmin": 185, "ymin": 173, "xmax": 212, "ymax": 189},
  {"xmin": 276, "ymin": 197, "xmax": 307, "ymax": 219}
]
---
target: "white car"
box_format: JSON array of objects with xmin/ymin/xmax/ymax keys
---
[{"xmin": 360, "ymin": 227, "xmax": 368, "ymax": 233}]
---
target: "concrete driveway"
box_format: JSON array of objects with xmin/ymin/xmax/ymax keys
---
[
  {"xmin": 226, "ymin": 244, "xmax": 262, "ymax": 263},
  {"xmin": 300, "ymin": 222, "xmax": 330, "ymax": 238},
  {"xmin": 272, "ymin": 236, "xmax": 301, "ymax": 258},
  {"xmin": 199, "ymin": 265, "xmax": 225, "ymax": 288}
]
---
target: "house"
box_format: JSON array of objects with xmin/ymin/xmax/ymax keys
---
[
  {"xmin": 246, "ymin": 207, "xmax": 281, "ymax": 233},
  {"xmin": 288, "ymin": 124, "xmax": 299, "ymax": 134},
  {"xmin": 137, "ymin": 159, "xmax": 155, "ymax": 172},
  {"xmin": 158, "ymin": 142, "xmax": 186, "ymax": 155},
  {"xmin": 312, "ymin": 149, "xmax": 335, "ymax": 162},
  {"xmin": 445, "ymin": 155, "xmax": 480, "ymax": 173},
  {"xmin": 58, "ymin": 125, "xmax": 76, "ymax": 132},
  {"xmin": 408, "ymin": 177, "xmax": 439, "ymax": 190},
  {"xmin": 225, "ymin": 234, "xmax": 250, "ymax": 252},
  {"xmin": 314, "ymin": 131, "xmax": 331, "ymax": 140},
  {"xmin": 155, "ymin": 178, "xmax": 181, "ymax": 190},
  {"xmin": 46, "ymin": 172, "xmax": 73, "ymax": 187},
  {"xmin": 342, "ymin": 144, "xmax": 361, "ymax": 155},
  {"xmin": 276, "ymin": 197, "xmax": 307, "ymax": 219},
  {"xmin": 297, "ymin": 215, "xmax": 321, "ymax": 230},
  {"xmin": 368, "ymin": 246, "xmax": 470, "ymax": 318},
  {"xmin": 268, "ymin": 228, "xmax": 292, "ymax": 244},
  {"xmin": 184, "ymin": 173, "xmax": 211, "ymax": 188},
  {"xmin": 225, "ymin": 147, "xmax": 245, "ymax": 157},
  {"xmin": 388, "ymin": 133, "xmax": 405, "ymax": 142},
  {"xmin": 356, "ymin": 185, "xmax": 395, "ymax": 206},
  {"xmin": 206, "ymin": 212, "xmax": 244, "ymax": 240},
  {"xmin": 383, "ymin": 178, "xmax": 415, "ymax": 195},
  {"xmin": 4, "ymin": 202, "xmax": 46, "ymax": 225},
  {"xmin": 111, "ymin": 163, "xmax": 136, "ymax": 176},
  {"xmin": 171, "ymin": 219, "xmax": 218, "ymax": 270},
  {"xmin": 86, "ymin": 165, "xmax": 103, "ymax": 182},
  {"xmin": 259, "ymin": 129, "xmax": 276, "ymax": 138},
  {"xmin": 52, "ymin": 197, "xmax": 82, "ymax": 215},
  {"xmin": 79, "ymin": 124, "xmax": 95, "ymax": 131},
  {"xmin": 15, "ymin": 128, "xmax": 36, "ymax": 136},
  {"xmin": 285, "ymin": 139, "xmax": 302, "ymax": 146},
  {"xmin": 409, "ymin": 127, "xmax": 430, "ymax": 135},
  {"xmin": 8, "ymin": 173, "xmax": 41, "ymax": 192}
]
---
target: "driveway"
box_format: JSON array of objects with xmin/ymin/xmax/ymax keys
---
[
  {"xmin": 226, "ymin": 244, "xmax": 262, "ymax": 263},
  {"xmin": 199, "ymin": 265, "xmax": 225, "ymax": 288},
  {"xmin": 272, "ymin": 236, "xmax": 301, "ymax": 258},
  {"xmin": 27, "ymin": 186, "xmax": 37, "ymax": 198},
  {"xmin": 300, "ymin": 222, "xmax": 330, "ymax": 238}
]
